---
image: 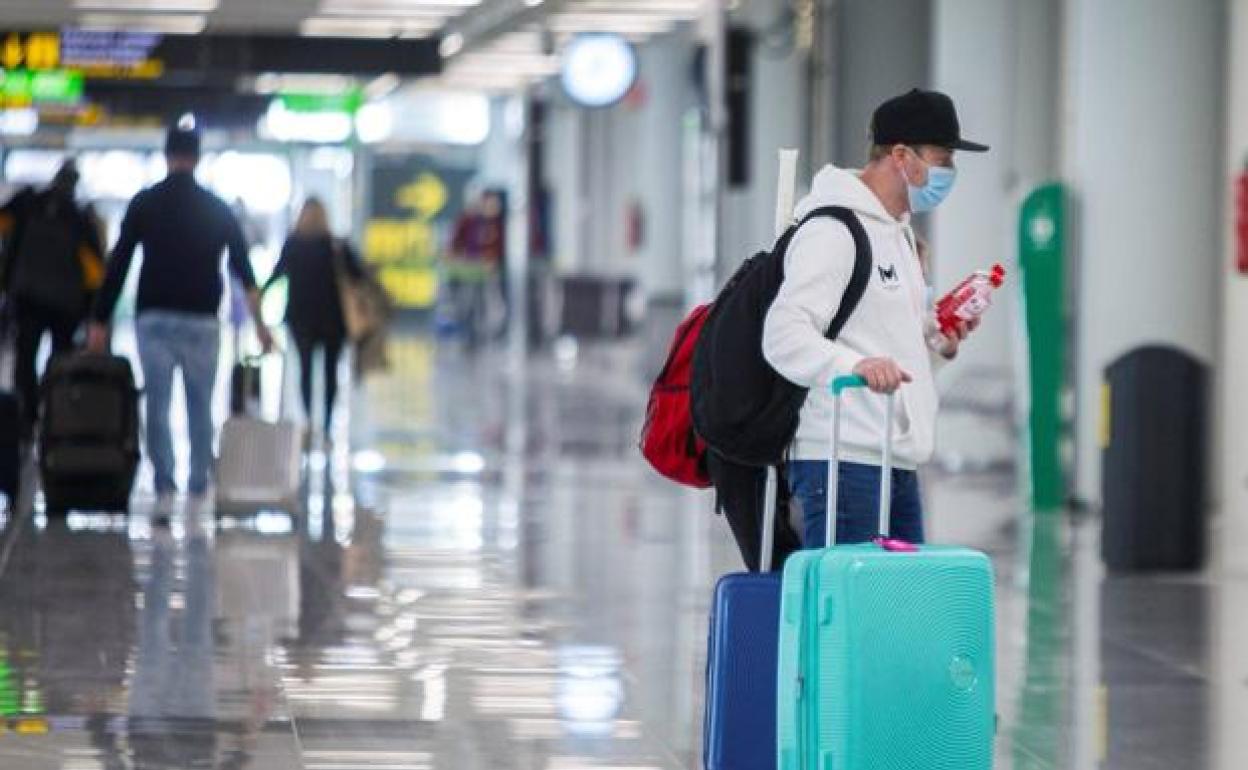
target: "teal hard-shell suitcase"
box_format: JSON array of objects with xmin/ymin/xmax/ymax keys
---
[{"xmin": 776, "ymin": 376, "xmax": 996, "ymax": 770}]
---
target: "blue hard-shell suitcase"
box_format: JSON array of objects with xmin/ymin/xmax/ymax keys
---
[
  {"xmin": 704, "ymin": 469, "xmax": 783, "ymax": 770},
  {"xmin": 704, "ymin": 571, "xmax": 781, "ymax": 769}
]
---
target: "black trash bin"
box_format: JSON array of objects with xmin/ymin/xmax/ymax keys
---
[{"xmin": 1101, "ymin": 345, "xmax": 1208, "ymax": 572}]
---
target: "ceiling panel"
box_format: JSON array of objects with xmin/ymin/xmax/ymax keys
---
[{"xmin": 0, "ymin": 0, "xmax": 468, "ymax": 35}]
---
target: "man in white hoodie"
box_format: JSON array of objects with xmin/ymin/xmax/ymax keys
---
[{"xmin": 763, "ymin": 89, "xmax": 988, "ymax": 547}]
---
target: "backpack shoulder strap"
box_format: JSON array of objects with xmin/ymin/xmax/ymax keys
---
[{"xmin": 790, "ymin": 205, "xmax": 873, "ymax": 341}]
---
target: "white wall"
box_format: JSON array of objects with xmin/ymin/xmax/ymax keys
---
[
  {"xmin": 1064, "ymin": 0, "xmax": 1223, "ymax": 504},
  {"xmin": 833, "ymin": 0, "xmax": 932, "ymax": 168},
  {"xmin": 1009, "ymin": 0, "xmax": 1060, "ymax": 188},
  {"xmin": 1213, "ymin": 18, "xmax": 1248, "ymax": 770},
  {"xmin": 633, "ymin": 31, "xmax": 695, "ymax": 299},
  {"xmin": 929, "ymin": 0, "xmax": 1016, "ymax": 380},
  {"xmin": 719, "ymin": 0, "xmax": 805, "ymax": 268},
  {"xmin": 541, "ymin": 29, "xmax": 695, "ymax": 295},
  {"xmin": 477, "ymin": 96, "xmax": 523, "ymax": 191},
  {"xmin": 1219, "ymin": 0, "xmax": 1248, "ymax": 576},
  {"xmin": 545, "ymin": 96, "xmax": 583, "ymax": 274}
]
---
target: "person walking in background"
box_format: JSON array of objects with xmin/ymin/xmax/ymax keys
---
[
  {"xmin": 87, "ymin": 123, "xmax": 274, "ymax": 513},
  {"xmin": 0, "ymin": 159, "xmax": 105, "ymax": 441},
  {"xmin": 263, "ymin": 197, "xmax": 364, "ymax": 449},
  {"xmin": 446, "ymin": 189, "xmax": 505, "ymax": 349}
]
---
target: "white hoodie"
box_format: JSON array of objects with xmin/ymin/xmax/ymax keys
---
[{"xmin": 762, "ymin": 165, "xmax": 945, "ymax": 469}]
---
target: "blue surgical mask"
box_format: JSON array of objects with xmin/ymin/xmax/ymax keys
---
[{"xmin": 903, "ymin": 155, "xmax": 957, "ymax": 213}]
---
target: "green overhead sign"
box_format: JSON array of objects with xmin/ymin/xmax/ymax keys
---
[
  {"xmin": 0, "ymin": 68, "xmax": 84, "ymax": 106},
  {"xmin": 278, "ymin": 88, "xmax": 364, "ymax": 115}
]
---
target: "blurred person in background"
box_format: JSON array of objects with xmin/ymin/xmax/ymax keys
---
[
  {"xmin": 446, "ymin": 188, "xmax": 505, "ymax": 349},
  {"xmin": 263, "ymin": 197, "xmax": 364, "ymax": 449},
  {"xmin": 0, "ymin": 159, "xmax": 105, "ymax": 441},
  {"xmin": 87, "ymin": 123, "xmax": 274, "ymax": 513}
]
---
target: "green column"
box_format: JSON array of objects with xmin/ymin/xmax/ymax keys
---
[{"xmin": 1019, "ymin": 184, "xmax": 1067, "ymax": 512}]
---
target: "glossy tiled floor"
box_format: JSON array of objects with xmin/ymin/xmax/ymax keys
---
[{"xmin": 0, "ymin": 332, "xmax": 1243, "ymax": 769}]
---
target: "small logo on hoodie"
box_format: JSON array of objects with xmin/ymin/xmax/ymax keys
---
[{"xmin": 877, "ymin": 263, "xmax": 901, "ymax": 289}]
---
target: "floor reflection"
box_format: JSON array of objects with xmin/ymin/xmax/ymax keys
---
[{"xmin": 0, "ymin": 332, "xmax": 1241, "ymax": 769}]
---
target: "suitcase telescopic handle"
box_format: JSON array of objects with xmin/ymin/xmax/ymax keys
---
[
  {"xmin": 760, "ymin": 147, "xmax": 800, "ymax": 574},
  {"xmin": 826, "ymin": 375, "xmax": 912, "ymax": 551}
]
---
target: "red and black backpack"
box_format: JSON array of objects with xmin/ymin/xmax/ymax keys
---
[
  {"xmin": 640, "ymin": 303, "xmax": 713, "ymax": 488},
  {"xmin": 639, "ymin": 205, "xmax": 872, "ymax": 488}
]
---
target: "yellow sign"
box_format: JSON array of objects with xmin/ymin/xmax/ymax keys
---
[
  {"xmin": 396, "ymin": 173, "xmax": 448, "ymax": 221},
  {"xmin": 365, "ymin": 168, "xmax": 456, "ymax": 310},
  {"xmin": 0, "ymin": 30, "xmax": 164, "ymax": 80},
  {"xmin": 364, "ymin": 218, "xmax": 439, "ymax": 308},
  {"xmin": 1, "ymin": 33, "xmax": 58, "ymax": 71},
  {"xmin": 14, "ymin": 718, "xmax": 48, "ymax": 735},
  {"xmin": 79, "ymin": 60, "xmax": 165, "ymax": 79}
]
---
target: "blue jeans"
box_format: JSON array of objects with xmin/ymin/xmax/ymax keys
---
[
  {"xmin": 136, "ymin": 312, "xmax": 221, "ymax": 496},
  {"xmin": 787, "ymin": 460, "xmax": 925, "ymax": 548}
]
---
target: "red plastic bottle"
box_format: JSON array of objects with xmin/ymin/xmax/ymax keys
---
[{"xmin": 927, "ymin": 263, "xmax": 1005, "ymax": 346}]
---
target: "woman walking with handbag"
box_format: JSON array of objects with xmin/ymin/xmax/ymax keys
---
[{"xmin": 264, "ymin": 197, "xmax": 364, "ymax": 449}]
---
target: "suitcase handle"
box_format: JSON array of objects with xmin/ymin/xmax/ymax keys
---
[
  {"xmin": 826, "ymin": 375, "xmax": 903, "ymax": 549},
  {"xmin": 759, "ymin": 148, "xmax": 800, "ymax": 574}
]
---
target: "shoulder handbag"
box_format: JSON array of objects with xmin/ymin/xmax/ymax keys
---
[{"xmin": 332, "ymin": 240, "xmax": 376, "ymax": 342}]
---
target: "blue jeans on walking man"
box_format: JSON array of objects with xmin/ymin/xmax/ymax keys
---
[
  {"xmin": 788, "ymin": 460, "xmax": 925, "ymax": 548},
  {"xmin": 136, "ymin": 311, "xmax": 221, "ymax": 497}
]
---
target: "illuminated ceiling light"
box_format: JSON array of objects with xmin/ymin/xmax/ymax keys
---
[
  {"xmin": 354, "ymin": 101, "xmax": 394, "ymax": 144},
  {"xmin": 549, "ymin": 13, "xmax": 673, "ymax": 34},
  {"xmin": 78, "ymin": 13, "xmax": 207, "ymax": 34},
  {"xmin": 250, "ymin": 73, "xmax": 355, "ymax": 95},
  {"xmin": 352, "ymin": 449, "xmax": 387, "ymax": 474},
  {"xmin": 439, "ymin": 32, "xmax": 464, "ymax": 57},
  {"xmin": 560, "ymin": 33, "xmax": 638, "ymax": 107},
  {"xmin": 74, "ymin": 0, "xmax": 217, "ymax": 10},
  {"xmin": 259, "ymin": 100, "xmax": 353, "ymax": 144},
  {"xmin": 568, "ymin": 0, "xmax": 701, "ymax": 12},
  {"xmin": 452, "ymin": 451, "xmax": 486, "ymax": 473},
  {"xmin": 525, "ymin": 0, "xmax": 545, "ymax": 6},
  {"xmin": 0, "ymin": 109, "xmax": 39, "ymax": 137},
  {"xmin": 300, "ymin": 17, "xmax": 401, "ymax": 38},
  {"xmin": 320, "ymin": 0, "xmax": 479, "ymax": 9},
  {"xmin": 319, "ymin": 0, "xmax": 464, "ymax": 18}
]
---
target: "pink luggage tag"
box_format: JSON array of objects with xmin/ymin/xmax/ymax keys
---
[{"xmin": 873, "ymin": 536, "xmax": 919, "ymax": 553}]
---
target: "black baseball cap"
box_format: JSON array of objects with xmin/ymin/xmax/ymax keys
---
[
  {"xmin": 165, "ymin": 123, "xmax": 201, "ymax": 157},
  {"xmin": 870, "ymin": 88, "xmax": 989, "ymax": 153}
]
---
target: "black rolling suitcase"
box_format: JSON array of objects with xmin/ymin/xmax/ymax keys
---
[
  {"xmin": 39, "ymin": 353, "xmax": 140, "ymax": 514},
  {"xmin": 230, "ymin": 355, "xmax": 262, "ymax": 417}
]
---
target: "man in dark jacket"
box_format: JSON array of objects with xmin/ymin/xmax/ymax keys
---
[
  {"xmin": 0, "ymin": 160, "xmax": 104, "ymax": 439},
  {"xmin": 87, "ymin": 125, "xmax": 273, "ymax": 512}
]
